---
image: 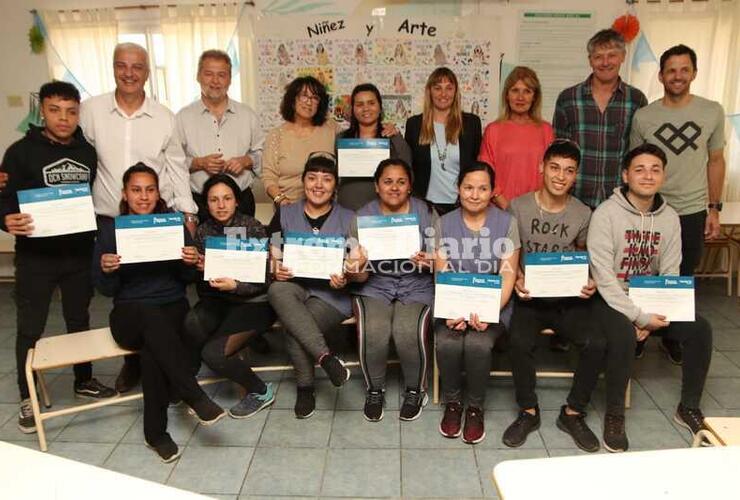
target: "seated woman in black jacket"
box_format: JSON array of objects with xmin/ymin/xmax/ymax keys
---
[
  {"xmin": 186, "ymin": 174, "xmax": 276, "ymax": 419},
  {"xmin": 94, "ymin": 163, "xmax": 224, "ymax": 463}
]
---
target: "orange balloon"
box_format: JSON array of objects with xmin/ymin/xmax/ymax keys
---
[{"xmin": 612, "ymin": 14, "xmax": 640, "ymax": 43}]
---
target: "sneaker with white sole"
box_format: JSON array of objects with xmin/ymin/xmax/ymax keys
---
[
  {"xmin": 229, "ymin": 383, "xmax": 275, "ymax": 419},
  {"xmin": 399, "ymin": 388, "xmax": 428, "ymax": 421},
  {"xmin": 18, "ymin": 399, "xmax": 36, "ymax": 434},
  {"xmin": 74, "ymin": 378, "xmax": 118, "ymax": 399},
  {"xmin": 146, "ymin": 434, "xmax": 181, "ymax": 463},
  {"xmin": 363, "ymin": 389, "xmax": 385, "ymax": 422}
]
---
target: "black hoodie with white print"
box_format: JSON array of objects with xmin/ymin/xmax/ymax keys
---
[{"xmin": 0, "ymin": 124, "xmax": 97, "ymax": 255}]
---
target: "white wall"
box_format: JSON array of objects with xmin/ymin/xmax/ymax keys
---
[{"xmin": 0, "ymin": 0, "xmax": 625, "ymax": 152}]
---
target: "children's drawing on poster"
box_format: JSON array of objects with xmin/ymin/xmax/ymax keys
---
[{"xmin": 255, "ymin": 15, "xmax": 498, "ymax": 132}]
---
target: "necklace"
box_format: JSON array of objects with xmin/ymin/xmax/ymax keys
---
[
  {"xmin": 534, "ymin": 191, "xmax": 568, "ymax": 222},
  {"xmin": 433, "ymin": 125, "xmax": 449, "ymax": 171}
]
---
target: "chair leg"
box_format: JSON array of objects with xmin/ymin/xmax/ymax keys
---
[
  {"xmin": 37, "ymin": 370, "xmax": 51, "ymax": 409},
  {"xmin": 433, "ymin": 347, "xmax": 440, "ymax": 405},
  {"xmin": 625, "ymin": 379, "xmax": 631, "ymax": 409},
  {"xmin": 25, "ymin": 349, "xmax": 48, "ymax": 452}
]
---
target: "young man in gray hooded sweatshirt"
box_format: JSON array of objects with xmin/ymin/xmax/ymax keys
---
[{"xmin": 588, "ymin": 143, "xmax": 712, "ymax": 452}]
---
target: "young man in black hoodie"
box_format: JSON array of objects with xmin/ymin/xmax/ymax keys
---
[{"xmin": 0, "ymin": 81, "xmax": 116, "ymax": 434}]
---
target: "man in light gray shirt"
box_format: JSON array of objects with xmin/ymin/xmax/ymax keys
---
[{"xmin": 176, "ymin": 50, "xmax": 264, "ymax": 218}]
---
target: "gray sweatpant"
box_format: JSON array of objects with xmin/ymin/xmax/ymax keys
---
[
  {"xmin": 353, "ymin": 295, "xmax": 431, "ymax": 391},
  {"xmin": 434, "ymin": 319, "xmax": 505, "ymax": 408},
  {"xmin": 268, "ymin": 281, "xmax": 347, "ymax": 387}
]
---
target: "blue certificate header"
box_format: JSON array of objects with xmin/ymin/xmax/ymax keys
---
[
  {"xmin": 284, "ymin": 232, "xmax": 346, "ymax": 248},
  {"xmin": 436, "ymin": 272, "xmax": 501, "ymax": 289},
  {"xmin": 525, "ymin": 252, "xmax": 589, "ymax": 265},
  {"xmin": 18, "ymin": 183, "xmax": 91, "ymax": 204},
  {"xmin": 115, "ymin": 213, "xmax": 183, "ymax": 230},
  {"xmin": 357, "ymin": 213, "xmax": 419, "ymax": 229},
  {"xmin": 336, "ymin": 138, "xmax": 390, "ymax": 150},
  {"xmin": 629, "ymin": 276, "xmax": 694, "ymax": 289},
  {"xmin": 205, "ymin": 236, "xmax": 268, "ymax": 252}
]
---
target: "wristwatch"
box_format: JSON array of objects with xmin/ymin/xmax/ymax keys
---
[
  {"xmin": 708, "ymin": 202, "xmax": 723, "ymax": 212},
  {"xmin": 184, "ymin": 213, "xmax": 199, "ymax": 224},
  {"xmin": 273, "ymin": 193, "xmax": 286, "ymax": 204}
]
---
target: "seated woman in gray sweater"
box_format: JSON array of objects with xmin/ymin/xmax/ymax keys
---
[
  {"xmin": 186, "ymin": 174, "xmax": 276, "ymax": 420},
  {"xmin": 94, "ymin": 163, "xmax": 224, "ymax": 463},
  {"xmin": 268, "ymin": 153, "xmax": 356, "ymax": 419},
  {"xmin": 347, "ymin": 158, "xmax": 437, "ymax": 423}
]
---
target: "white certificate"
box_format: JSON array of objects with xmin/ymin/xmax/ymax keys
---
[
  {"xmin": 18, "ymin": 184, "xmax": 96, "ymax": 238},
  {"xmin": 628, "ymin": 276, "xmax": 695, "ymax": 322},
  {"xmin": 115, "ymin": 213, "xmax": 184, "ymax": 264},
  {"xmin": 282, "ymin": 232, "xmax": 345, "ymax": 280},
  {"xmin": 357, "ymin": 213, "xmax": 421, "ymax": 261},
  {"xmin": 523, "ymin": 252, "xmax": 589, "ymax": 298},
  {"xmin": 203, "ymin": 236, "xmax": 268, "ymax": 283},
  {"xmin": 434, "ymin": 273, "xmax": 502, "ymax": 324},
  {"xmin": 337, "ymin": 138, "xmax": 390, "ymax": 177}
]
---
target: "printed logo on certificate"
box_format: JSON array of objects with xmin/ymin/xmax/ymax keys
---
[
  {"xmin": 115, "ymin": 213, "xmax": 184, "ymax": 264},
  {"xmin": 282, "ymin": 232, "xmax": 345, "ymax": 280},
  {"xmin": 523, "ymin": 252, "xmax": 589, "ymax": 298},
  {"xmin": 204, "ymin": 236, "xmax": 268, "ymax": 283},
  {"xmin": 434, "ymin": 272, "xmax": 502, "ymax": 324},
  {"xmin": 337, "ymin": 138, "xmax": 390, "ymax": 178},
  {"xmin": 628, "ymin": 276, "xmax": 695, "ymax": 322},
  {"xmin": 17, "ymin": 183, "xmax": 96, "ymax": 238},
  {"xmin": 357, "ymin": 213, "xmax": 421, "ymax": 261}
]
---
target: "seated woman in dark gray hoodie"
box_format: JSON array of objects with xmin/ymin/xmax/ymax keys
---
[
  {"xmin": 588, "ymin": 143, "xmax": 712, "ymax": 452},
  {"xmin": 94, "ymin": 163, "xmax": 224, "ymax": 463},
  {"xmin": 186, "ymin": 174, "xmax": 275, "ymax": 420}
]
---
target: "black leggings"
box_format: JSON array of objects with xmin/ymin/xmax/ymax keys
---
[
  {"xmin": 185, "ymin": 298, "xmax": 275, "ymax": 394},
  {"xmin": 110, "ymin": 299, "xmax": 209, "ymax": 445}
]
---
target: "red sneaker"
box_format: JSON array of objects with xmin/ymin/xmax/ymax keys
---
[
  {"xmin": 462, "ymin": 406, "xmax": 486, "ymax": 444},
  {"xmin": 439, "ymin": 401, "xmax": 463, "ymax": 438}
]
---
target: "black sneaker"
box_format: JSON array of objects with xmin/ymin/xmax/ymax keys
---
[
  {"xmin": 146, "ymin": 434, "xmax": 181, "ymax": 463},
  {"xmin": 294, "ymin": 386, "xmax": 316, "ymax": 419},
  {"xmin": 660, "ymin": 339, "xmax": 683, "ymax": 365},
  {"xmin": 74, "ymin": 378, "xmax": 118, "ymax": 399},
  {"xmin": 674, "ymin": 404, "xmax": 705, "ymax": 437},
  {"xmin": 319, "ymin": 354, "xmax": 350, "ymax": 387},
  {"xmin": 115, "ymin": 357, "xmax": 141, "ymax": 394},
  {"xmin": 18, "ymin": 398, "xmax": 36, "ymax": 434},
  {"xmin": 556, "ymin": 405, "xmax": 600, "ymax": 453},
  {"xmin": 502, "ymin": 408, "xmax": 541, "ymax": 448},
  {"xmin": 603, "ymin": 413, "xmax": 629, "ymax": 453},
  {"xmin": 363, "ymin": 389, "xmax": 385, "ymax": 422},
  {"xmin": 188, "ymin": 396, "xmax": 226, "ymax": 426},
  {"xmin": 635, "ymin": 339, "xmax": 647, "ymax": 359},
  {"xmin": 399, "ymin": 388, "xmax": 428, "ymax": 421}
]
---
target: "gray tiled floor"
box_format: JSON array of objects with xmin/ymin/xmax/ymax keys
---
[{"xmin": 0, "ymin": 281, "xmax": 738, "ymax": 498}]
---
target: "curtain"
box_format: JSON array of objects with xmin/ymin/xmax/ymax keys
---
[
  {"xmin": 629, "ymin": 0, "xmax": 740, "ymax": 201},
  {"xmin": 160, "ymin": 3, "xmax": 242, "ymax": 113},
  {"xmin": 40, "ymin": 9, "xmax": 118, "ymax": 99}
]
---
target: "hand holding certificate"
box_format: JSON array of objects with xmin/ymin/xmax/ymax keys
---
[
  {"xmin": 523, "ymin": 252, "xmax": 589, "ymax": 298},
  {"xmin": 203, "ymin": 236, "xmax": 268, "ymax": 283},
  {"xmin": 434, "ymin": 273, "xmax": 502, "ymax": 324},
  {"xmin": 357, "ymin": 213, "xmax": 420, "ymax": 261},
  {"xmin": 17, "ymin": 184, "xmax": 96, "ymax": 238},
  {"xmin": 629, "ymin": 276, "xmax": 695, "ymax": 322},
  {"xmin": 337, "ymin": 138, "xmax": 390, "ymax": 177},
  {"xmin": 281, "ymin": 232, "xmax": 345, "ymax": 280},
  {"xmin": 115, "ymin": 213, "xmax": 185, "ymax": 264}
]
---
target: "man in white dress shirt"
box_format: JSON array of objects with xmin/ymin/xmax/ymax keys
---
[
  {"xmin": 176, "ymin": 49, "xmax": 263, "ymax": 219},
  {"xmin": 80, "ymin": 42, "xmax": 198, "ymax": 393}
]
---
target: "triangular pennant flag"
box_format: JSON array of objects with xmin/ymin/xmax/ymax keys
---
[
  {"xmin": 499, "ymin": 61, "xmax": 515, "ymax": 90},
  {"xmin": 729, "ymin": 113, "xmax": 740, "ymax": 141},
  {"xmin": 227, "ymin": 38, "xmax": 240, "ymax": 75},
  {"xmin": 61, "ymin": 70, "xmax": 89, "ymax": 100},
  {"xmin": 632, "ymin": 32, "xmax": 657, "ymax": 71}
]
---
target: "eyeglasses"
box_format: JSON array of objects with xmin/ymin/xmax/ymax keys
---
[{"xmin": 297, "ymin": 93, "xmax": 320, "ymax": 104}]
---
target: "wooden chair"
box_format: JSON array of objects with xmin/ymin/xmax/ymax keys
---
[
  {"xmin": 692, "ymin": 417, "xmax": 740, "ymax": 447},
  {"xmin": 695, "ymin": 237, "xmax": 736, "ymax": 296}
]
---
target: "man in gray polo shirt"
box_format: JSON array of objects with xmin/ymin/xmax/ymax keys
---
[{"xmin": 176, "ymin": 49, "xmax": 264, "ymax": 218}]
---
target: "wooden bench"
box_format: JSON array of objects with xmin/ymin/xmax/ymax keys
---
[
  {"xmin": 431, "ymin": 330, "xmax": 632, "ymax": 408},
  {"xmin": 692, "ymin": 417, "xmax": 740, "ymax": 447},
  {"xmin": 26, "ymin": 319, "xmax": 360, "ymax": 452}
]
